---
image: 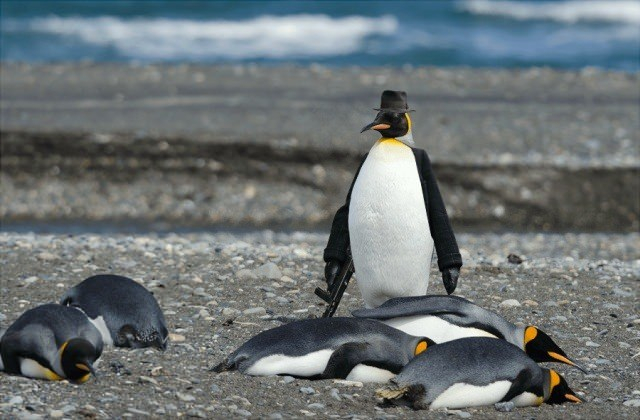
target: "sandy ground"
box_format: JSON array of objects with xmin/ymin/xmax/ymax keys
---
[{"xmin": 1, "ymin": 231, "xmax": 638, "ymax": 419}]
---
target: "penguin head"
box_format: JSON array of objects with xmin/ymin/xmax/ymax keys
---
[
  {"xmin": 60, "ymin": 338, "xmax": 99, "ymax": 383},
  {"xmin": 544, "ymin": 369, "xmax": 582, "ymax": 404},
  {"xmin": 361, "ymin": 111, "xmax": 414, "ymax": 146},
  {"xmin": 523, "ymin": 326, "xmax": 587, "ymax": 373}
]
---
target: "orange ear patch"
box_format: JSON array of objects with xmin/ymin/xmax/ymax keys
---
[
  {"xmin": 415, "ymin": 341, "xmax": 428, "ymax": 355},
  {"xmin": 550, "ymin": 370, "xmax": 561, "ymax": 388},
  {"xmin": 524, "ymin": 326, "xmax": 538, "ymax": 344}
]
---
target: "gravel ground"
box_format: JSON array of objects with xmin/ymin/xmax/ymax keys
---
[{"xmin": 1, "ymin": 231, "xmax": 638, "ymax": 419}]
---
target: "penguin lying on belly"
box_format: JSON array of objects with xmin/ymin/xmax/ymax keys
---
[
  {"xmin": 377, "ymin": 337, "xmax": 581, "ymax": 410},
  {"xmin": 212, "ymin": 317, "xmax": 434, "ymax": 383},
  {"xmin": 61, "ymin": 274, "xmax": 169, "ymax": 350},
  {"xmin": 0, "ymin": 304, "xmax": 102, "ymax": 383},
  {"xmin": 353, "ymin": 295, "xmax": 586, "ymax": 372},
  {"xmin": 324, "ymin": 90, "xmax": 462, "ymax": 308}
]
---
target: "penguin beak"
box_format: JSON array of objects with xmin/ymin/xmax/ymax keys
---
[
  {"xmin": 547, "ymin": 351, "xmax": 588, "ymax": 374},
  {"xmin": 76, "ymin": 362, "xmax": 98, "ymax": 378},
  {"xmin": 360, "ymin": 119, "xmax": 391, "ymax": 133},
  {"xmin": 565, "ymin": 394, "xmax": 582, "ymax": 403}
]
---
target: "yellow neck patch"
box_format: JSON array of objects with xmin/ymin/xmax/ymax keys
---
[
  {"xmin": 378, "ymin": 137, "xmax": 404, "ymax": 146},
  {"xmin": 524, "ymin": 326, "xmax": 538, "ymax": 345},
  {"xmin": 549, "ymin": 369, "xmax": 561, "ymax": 388},
  {"xmin": 405, "ymin": 113, "xmax": 411, "ymax": 131},
  {"xmin": 414, "ymin": 340, "xmax": 428, "ymax": 355}
]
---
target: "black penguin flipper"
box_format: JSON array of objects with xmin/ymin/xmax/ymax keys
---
[
  {"xmin": 352, "ymin": 295, "xmax": 470, "ymax": 320},
  {"xmin": 0, "ymin": 331, "xmax": 53, "ymax": 375},
  {"xmin": 500, "ymin": 368, "xmax": 536, "ymax": 403},
  {"xmin": 322, "ymin": 342, "xmax": 404, "ymax": 380}
]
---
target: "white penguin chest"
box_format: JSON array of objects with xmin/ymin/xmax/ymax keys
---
[{"xmin": 348, "ymin": 139, "xmax": 433, "ymax": 308}]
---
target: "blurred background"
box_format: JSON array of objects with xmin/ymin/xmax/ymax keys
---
[{"xmin": 1, "ymin": 0, "xmax": 638, "ymax": 233}]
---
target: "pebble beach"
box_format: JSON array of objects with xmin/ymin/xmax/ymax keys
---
[{"xmin": 1, "ymin": 231, "xmax": 638, "ymax": 419}]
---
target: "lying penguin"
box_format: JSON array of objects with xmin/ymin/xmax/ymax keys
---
[
  {"xmin": 212, "ymin": 317, "xmax": 434, "ymax": 382},
  {"xmin": 0, "ymin": 304, "xmax": 102, "ymax": 383},
  {"xmin": 353, "ymin": 295, "xmax": 586, "ymax": 372},
  {"xmin": 61, "ymin": 274, "xmax": 168, "ymax": 350},
  {"xmin": 377, "ymin": 337, "xmax": 581, "ymax": 410}
]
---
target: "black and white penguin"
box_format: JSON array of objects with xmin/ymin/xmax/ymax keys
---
[
  {"xmin": 212, "ymin": 317, "xmax": 434, "ymax": 383},
  {"xmin": 352, "ymin": 295, "xmax": 586, "ymax": 372},
  {"xmin": 324, "ymin": 90, "xmax": 462, "ymax": 308},
  {"xmin": 377, "ymin": 337, "xmax": 581, "ymax": 410},
  {"xmin": 61, "ymin": 274, "xmax": 168, "ymax": 350},
  {"xmin": 0, "ymin": 304, "xmax": 102, "ymax": 383}
]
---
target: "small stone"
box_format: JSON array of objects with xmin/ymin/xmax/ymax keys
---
[
  {"xmin": 307, "ymin": 403, "xmax": 325, "ymax": 410},
  {"xmin": 169, "ymin": 333, "xmax": 185, "ymax": 342},
  {"xmin": 9, "ymin": 396, "xmax": 24, "ymax": 405},
  {"xmin": 36, "ymin": 252, "xmax": 57, "ymax": 261},
  {"xmin": 544, "ymin": 300, "xmax": 558, "ymax": 307},
  {"xmin": 619, "ymin": 342, "xmax": 631, "ymax": 348},
  {"xmin": 282, "ymin": 376, "xmax": 295, "ymax": 384},
  {"xmin": 522, "ymin": 300, "xmax": 538, "ymax": 306},
  {"xmin": 500, "ymin": 299, "xmax": 521, "ymax": 308},
  {"xmin": 222, "ymin": 308, "xmax": 240, "ymax": 316},
  {"xmin": 254, "ymin": 262, "xmax": 282, "ymax": 280},
  {"xmin": 495, "ymin": 401, "xmax": 515, "ymax": 412},
  {"xmin": 300, "ymin": 387, "xmax": 315, "ymax": 395},
  {"xmin": 23, "ymin": 276, "xmax": 38, "ymax": 285},
  {"xmin": 330, "ymin": 388, "xmax": 341, "ymax": 401},
  {"xmin": 176, "ymin": 392, "xmax": 196, "ymax": 402},
  {"xmin": 139, "ymin": 376, "xmax": 159, "ymax": 385},
  {"xmin": 210, "ymin": 384, "xmax": 221, "ymax": 394},
  {"xmin": 127, "ymin": 408, "xmax": 150, "ymax": 416},
  {"xmin": 61, "ymin": 405, "xmax": 76, "ymax": 414},
  {"xmin": 586, "ymin": 341, "xmax": 600, "ymax": 347},
  {"xmin": 269, "ymin": 414, "xmax": 283, "ymax": 420},
  {"xmin": 507, "ymin": 254, "xmax": 523, "ymax": 264},
  {"xmin": 551, "ymin": 315, "xmax": 568, "ymax": 322},
  {"xmin": 243, "ymin": 307, "xmax": 267, "ymax": 316},
  {"xmin": 234, "ymin": 409, "xmax": 252, "ymax": 417},
  {"xmin": 603, "ymin": 303, "xmax": 621, "ymax": 310},
  {"xmin": 236, "ymin": 269, "xmax": 257, "ymax": 281},
  {"xmin": 49, "ymin": 411, "xmax": 63, "ymax": 419},
  {"xmin": 151, "ymin": 366, "xmax": 163, "ymax": 376},
  {"xmin": 623, "ymin": 399, "xmax": 640, "ymax": 407},
  {"xmin": 187, "ymin": 409, "xmax": 207, "ymax": 418}
]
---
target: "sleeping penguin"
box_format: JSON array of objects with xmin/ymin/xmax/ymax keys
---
[
  {"xmin": 377, "ymin": 337, "xmax": 581, "ymax": 410},
  {"xmin": 212, "ymin": 317, "xmax": 434, "ymax": 383},
  {"xmin": 0, "ymin": 304, "xmax": 102, "ymax": 383},
  {"xmin": 353, "ymin": 295, "xmax": 586, "ymax": 372},
  {"xmin": 61, "ymin": 274, "xmax": 168, "ymax": 350},
  {"xmin": 324, "ymin": 90, "xmax": 462, "ymax": 308}
]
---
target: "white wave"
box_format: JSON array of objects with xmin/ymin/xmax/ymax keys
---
[
  {"xmin": 13, "ymin": 14, "xmax": 398, "ymax": 60},
  {"xmin": 459, "ymin": 0, "xmax": 640, "ymax": 24}
]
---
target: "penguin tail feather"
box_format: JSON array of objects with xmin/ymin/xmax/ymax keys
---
[
  {"xmin": 210, "ymin": 357, "xmax": 237, "ymax": 373},
  {"xmin": 376, "ymin": 386, "xmax": 409, "ymax": 400}
]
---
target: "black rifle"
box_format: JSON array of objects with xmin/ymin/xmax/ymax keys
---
[{"xmin": 314, "ymin": 253, "xmax": 355, "ymax": 318}]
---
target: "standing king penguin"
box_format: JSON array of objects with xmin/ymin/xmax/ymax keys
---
[{"xmin": 324, "ymin": 91, "xmax": 462, "ymax": 308}]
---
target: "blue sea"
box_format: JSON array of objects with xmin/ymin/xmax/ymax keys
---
[{"xmin": 1, "ymin": 0, "xmax": 638, "ymax": 70}]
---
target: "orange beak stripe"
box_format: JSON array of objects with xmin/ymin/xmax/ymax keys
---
[
  {"xmin": 565, "ymin": 394, "xmax": 581, "ymax": 403},
  {"xmin": 371, "ymin": 123, "xmax": 391, "ymax": 130},
  {"xmin": 75, "ymin": 363, "xmax": 91, "ymax": 372},
  {"xmin": 548, "ymin": 351, "xmax": 576, "ymax": 367}
]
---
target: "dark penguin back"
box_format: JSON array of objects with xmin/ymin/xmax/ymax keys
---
[
  {"xmin": 228, "ymin": 317, "xmax": 421, "ymax": 372},
  {"xmin": 393, "ymin": 337, "xmax": 543, "ymax": 405},
  {"xmin": 61, "ymin": 275, "xmax": 167, "ymax": 348},
  {"xmin": 1, "ymin": 304, "xmax": 103, "ymax": 373}
]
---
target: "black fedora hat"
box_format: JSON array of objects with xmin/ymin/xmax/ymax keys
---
[{"xmin": 373, "ymin": 90, "xmax": 414, "ymax": 113}]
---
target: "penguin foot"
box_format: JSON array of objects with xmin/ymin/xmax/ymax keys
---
[{"xmin": 376, "ymin": 385, "xmax": 408, "ymax": 400}]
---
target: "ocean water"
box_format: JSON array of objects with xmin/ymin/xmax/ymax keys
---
[{"xmin": 1, "ymin": 0, "xmax": 638, "ymax": 70}]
